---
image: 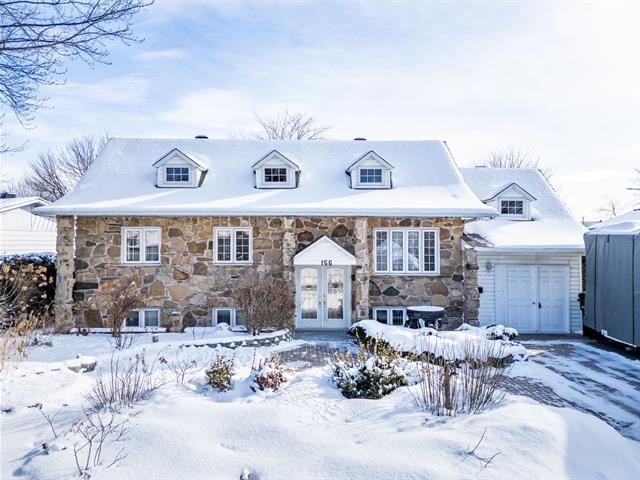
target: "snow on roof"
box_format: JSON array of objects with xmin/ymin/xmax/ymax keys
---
[
  {"xmin": 36, "ymin": 138, "xmax": 495, "ymax": 218},
  {"xmin": 587, "ymin": 209, "xmax": 640, "ymax": 235},
  {"xmin": 460, "ymin": 168, "xmax": 586, "ymax": 252},
  {"xmin": 0, "ymin": 196, "xmax": 50, "ymax": 213}
]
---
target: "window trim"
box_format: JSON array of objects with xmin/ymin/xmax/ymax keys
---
[
  {"xmin": 213, "ymin": 227, "xmax": 253, "ymax": 264},
  {"xmin": 263, "ymin": 167, "xmax": 288, "ymax": 185},
  {"xmin": 124, "ymin": 308, "xmax": 161, "ymax": 328},
  {"xmin": 212, "ymin": 307, "xmax": 245, "ymax": 329},
  {"xmin": 373, "ymin": 228, "xmax": 440, "ymax": 275},
  {"xmin": 499, "ymin": 198, "xmax": 526, "ymax": 216},
  {"xmin": 359, "ymin": 167, "xmax": 384, "ymax": 185},
  {"xmin": 354, "ymin": 166, "xmax": 390, "ymax": 189},
  {"xmin": 373, "ymin": 307, "xmax": 408, "ymax": 326},
  {"xmin": 165, "ymin": 166, "xmax": 191, "ymax": 184},
  {"xmin": 121, "ymin": 227, "xmax": 162, "ymax": 264}
]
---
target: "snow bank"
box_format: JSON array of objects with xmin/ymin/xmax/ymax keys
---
[{"xmin": 351, "ymin": 320, "xmax": 528, "ymax": 362}]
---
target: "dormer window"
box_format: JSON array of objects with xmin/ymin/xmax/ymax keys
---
[
  {"xmin": 359, "ymin": 168, "xmax": 383, "ymax": 185},
  {"xmin": 483, "ymin": 182, "xmax": 536, "ymax": 220},
  {"xmin": 347, "ymin": 151, "xmax": 394, "ymax": 189},
  {"xmin": 153, "ymin": 148, "xmax": 207, "ymax": 188},
  {"xmin": 264, "ymin": 167, "xmax": 288, "ymax": 184},
  {"xmin": 500, "ymin": 200, "xmax": 524, "ymax": 215},
  {"xmin": 165, "ymin": 167, "xmax": 190, "ymax": 183},
  {"xmin": 253, "ymin": 150, "xmax": 299, "ymax": 189}
]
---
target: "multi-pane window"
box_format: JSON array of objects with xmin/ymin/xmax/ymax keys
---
[
  {"xmin": 214, "ymin": 228, "xmax": 252, "ymax": 264},
  {"xmin": 373, "ymin": 307, "xmax": 407, "ymax": 326},
  {"xmin": 500, "ymin": 200, "xmax": 524, "ymax": 215},
  {"xmin": 374, "ymin": 229, "xmax": 439, "ymax": 274},
  {"xmin": 125, "ymin": 309, "xmax": 160, "ymax": 328},
  {"xmin": 264, "ymin": 167, "xmax": 288, "ymax": 183},
  {"xmin": 122, "ymin": 228, "xmax": 161, "ymax": 263},
  {"xmin": 359, "ymin": 168, "xmax": 383, "ymax": 184},
  {"xmin": 212, "ymin": 308, "xmax": 245, "ymax": 328},
  {"xmin": 165, "ymin": 167, "xmax": 190, "ymax": 182}
]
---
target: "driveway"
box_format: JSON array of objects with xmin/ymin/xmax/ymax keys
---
[{"xmin": 505, "ymin": 338, "xmax": 640, "ymax": 441}]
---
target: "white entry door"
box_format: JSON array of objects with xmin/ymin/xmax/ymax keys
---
[
  {"xmin": 296, "ymin": 266, "xmax": 350, "ymax": 329},
  {"xmin": 496, "ymin": 265, "xmax": 569, "ymax": 333}
]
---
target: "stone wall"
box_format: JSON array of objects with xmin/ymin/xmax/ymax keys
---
[{"xmin": 56, "ymin": 215, "xmax": 475, "ymax": 330}]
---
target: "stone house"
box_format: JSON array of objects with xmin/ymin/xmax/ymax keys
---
[{"xmin": 38, "ymin": 138, "xmax": 498, "ymax": 331}]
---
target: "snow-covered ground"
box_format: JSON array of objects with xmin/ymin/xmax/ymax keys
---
[{"xmin": 1, "ymin": 331, "xmax": 639, "ymax": 479}]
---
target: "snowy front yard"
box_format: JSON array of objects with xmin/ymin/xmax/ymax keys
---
[{"xmin": 1, "ymin": 330, "xmax": 639, "ymax": 479}]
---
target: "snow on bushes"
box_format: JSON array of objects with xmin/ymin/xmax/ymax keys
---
[
  {"xmin": 349, "ymin": 320, "xmax": 527, "ymax": 364},
  {"xmin": 332, "ymin": 340, "xmax": 418, "ymax": 399},
  {"xmin": 250, "ymin": 353, "xmax": 288, "ymax": 391},
  {"xmin": 205, "ymin": 353, "xmax": 235, "ymax": 392}
]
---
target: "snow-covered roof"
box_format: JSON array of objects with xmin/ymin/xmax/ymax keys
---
[
  {"xmin": 0, "ymin": 196, "xmax": 50, "ymax": 213},
  {"xmin": 587, "ymin": 209, "xmax": 640, "ymax": 235},
  {"xmin": 36, "ymin": 139, "xmax": 495, "ymax": 218},
  {"xmin": 460, "ymin": 168, "xmax": 586, "ymax": 252}
]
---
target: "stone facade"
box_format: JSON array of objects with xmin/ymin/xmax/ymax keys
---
[{"xmin": 56, "ymin": 215, "xmax": 479, "ymax": 331}]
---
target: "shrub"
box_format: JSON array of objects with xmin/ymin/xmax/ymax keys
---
[
  {"xmin": 0, "ymin": 255, "xmax": 54, "ymax": 325},
  {"xmin": 205, "ymin": 353, "xmax": 235, "ymax": 391},
  {"xmin": 411, "ymin": 338, "xmax": 509, "ymax": 416},
  {"xmin": 251, "ymin": 353, "xmax": 287, "ymax": 391},
  {"xmin": 87, "ymin": 351, "xmax": 164, "ymax": 409},
  {"xmin": 233, "ymin": 278, "xmax": 295, "ymax": 335},
  {"xmin": 160, "ymin": 345, "xmax": 199, "ymax": 384},
  {"xmin": 332, "ymin": 339, "xmax": 414, "ymax": 399},
  {"xmin": 89, "ymin": 277, "xmax": 143, "ymax": 342}
]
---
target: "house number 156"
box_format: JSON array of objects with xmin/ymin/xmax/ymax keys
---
[{"xmin": 320, "ymin": 260, "xmax": 333, "ymax": 266}]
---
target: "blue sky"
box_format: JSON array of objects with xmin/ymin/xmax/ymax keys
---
[{"xmin": 1, "ymin": 0, "xmax": 638, "ymax": 218}]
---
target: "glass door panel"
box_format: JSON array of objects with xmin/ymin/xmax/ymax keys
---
[
  {"xmin": 298, "ymin": 267, "xmax": 321, "ymax": 328},
  {"xmin": 326, "ymin": 267, "xmax": 344, "ymax": 321}
]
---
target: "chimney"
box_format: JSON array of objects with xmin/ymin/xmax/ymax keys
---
[
  {"xmin": 353, "ymin": 137, "xmax": 366, "ymax": 141},
  {"xmin": 195, "ymin": 135, "xmax": 208, "ymax": 139}
]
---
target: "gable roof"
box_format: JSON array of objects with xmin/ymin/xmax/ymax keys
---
[
  {"xmin": 0, "ymin": 196, "xmax": 50, "ymax": 213},
  {"xmin": 460, "ymin": 168, "xmax": 586, "ymax": 252},
  {"xmin": 152, "ymin": 148, "xmax": 208, "ymax": 170},
  {"xmin": 483, "ymin": 182, "xmax": 537, "ymax": 202},
  {"xmin": 346, "ymin": 150, "xmax": 395, "ymax": 172},
  {"xmin": 36, "ymin": 138, "xmax": 495, "ymax": 218},
  {"xmin": 294, "ymin": 236, "xmax": 356, "ymax": 265},
  {"xmin": 251, "ymin": 149, "xmax": 300, "ymax": 170}
]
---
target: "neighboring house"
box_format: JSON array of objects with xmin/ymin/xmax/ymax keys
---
[
  {"xmin": 36, "ymin": 138, "xmax": 496, "ymax": 331},
  {"xmin": 0, "ymin": 193, "xmax": 56, "ymax": 255},
  {"xmin": 460, "ymin": 168, "xmax": 586, "ymax": 334}
]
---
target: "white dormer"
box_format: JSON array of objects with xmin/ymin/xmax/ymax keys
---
[
  {"xmin": 153, "ymin": 148, "xmax": 207, "ymax": 188},
  {"xmin": 484, "ymin": 183, "xmax": 537, "ymax": 220},
  {"xmin": 346, "ymin": 151, "xmax": 394, "ymax": 189},
  {"xmin": 252, "ymin": 150, "xmax": 299, "ymax": 189}
]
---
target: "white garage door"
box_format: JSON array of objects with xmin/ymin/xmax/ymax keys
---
[{"xmin": 495, "ymin": 265, "xmax": 569, "ymax": 333}]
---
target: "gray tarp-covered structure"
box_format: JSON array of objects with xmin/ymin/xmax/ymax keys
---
[{"xmin": 584, "ymin": 209, "xmax": 640, "ymax": 347}]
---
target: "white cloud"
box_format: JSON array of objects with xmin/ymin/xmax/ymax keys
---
[{"xmin": 134, "ymin": 48, "xmax": 187, "ymax": 61}]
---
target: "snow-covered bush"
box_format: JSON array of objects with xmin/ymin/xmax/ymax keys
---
[
  {"xmin": 251, "ymin": 353, "xmax": 287, "ymax": 391},
  {"xmin": 332, "ymin": 340, "xmax": 416, "ymax": 399},
  {"xmin": 205, "ymin": 353, "xmax": 235, "ymax": 392},
  {"xmin": 457, "ymin": 323, "xmax": 518, "ymax": 341}
]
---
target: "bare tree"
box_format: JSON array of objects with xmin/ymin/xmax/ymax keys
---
[
  {"xmin": 19, "ymin": 133, "xmax": 108, "ymax": 201},
  {"xmin": 0, "ymin": 0, "xmax": 153, "ymax": 124},
  {"xmin": 252, "ymin": 109, "xmax": 329, "ymax": 140},
  {"xmin": 482, "ymin": 147, "xmax": 553, "ymax": 180},
  {"xmin": 599, "ymin": 196, "xmax": 621, "ymax": 218}
]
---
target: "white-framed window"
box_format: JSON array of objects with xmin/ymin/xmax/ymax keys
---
[
  {"xmin": 373, "ymin": 307, "xmax": 407, "ymax": 326},
  {"xmin": 264, "ymin": 167, "xmax": 288, "ymax": 184},
  {"xmin": 214, "ymin": 228, "xmax": 252, "ymax": 264},
  {"xmin": 122, "ymin": 227, "xmax": 161, "ymax": 263},
  {"xmin": 373, "ymin": 228, "xmax": 439, "ymax": 275},
  {"xmin": 212, "ymin": 308, "xmax": 246, "ymax": 328},
  {"xmin": 359, "ymin": 168, "xmax": 383, "ymax": 184},
  {"xmin": 165, "ymin": 166, "xmax": 190, "ymax": 183},
  {"xmin": 500, "ymin": 199, "xmax": 524, "ymax": 215},
  {"xmin": 125, "ymin": 308, "xmax": 160, "ymax": 328}
]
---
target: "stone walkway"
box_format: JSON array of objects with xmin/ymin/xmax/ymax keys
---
[
  {"xmin": 503, "ymin": 339, "xmax": 640, "ymax": 440},
  {"xmin": 280, "ymin": 330, "xmax": 356, "ymax": 368}
]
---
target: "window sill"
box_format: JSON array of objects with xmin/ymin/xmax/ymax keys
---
[
  {"xmin": 373, "ymin": 271, "xmax": 440, "ymax": 277},
  {"xmin": 213, "ymin": 262, "xmax": 253, "ymax": 266},
  {"xmin": 121, "ymin": 262, "xmax": 162, "ymax": 266}
]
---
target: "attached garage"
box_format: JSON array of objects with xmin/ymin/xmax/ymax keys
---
[{"xmin": 460, "ymin": 167, "xmax": 586, "ymax": 334}]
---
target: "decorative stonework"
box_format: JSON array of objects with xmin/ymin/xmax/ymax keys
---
[{"xmin": 56, "ymin": 215, "xmax": 475, "ymax": 330}]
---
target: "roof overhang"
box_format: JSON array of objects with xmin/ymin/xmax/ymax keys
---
[
  {"xmin": 0, "ymin": 197, "xmax": 50, "ymax": 213},
  {"xmin": 252, "ymin": 150, "xmax": 300, "ymax": 171},
  {"xmin": 484, "ymin": 182, "xmax": 537, "ymax": 202},
  {"xmin": 346, "ymin": 150, "xmax": 395, "ymax": 173},
  {"xmin": 294, "ymin": 236, "xmax": 356, "ymax": 266},
  {"xmin": 152, "ymin": 148, "xmax": 208, "ymax": 170}
]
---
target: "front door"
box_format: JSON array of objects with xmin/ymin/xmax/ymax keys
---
[
  {"xmin": 296, "ymin": 266, "xmax": 350, "ymax": 329},
  {"xmin": 503, "ymin": 265, "xmax": 537, "ymax": 332}
]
